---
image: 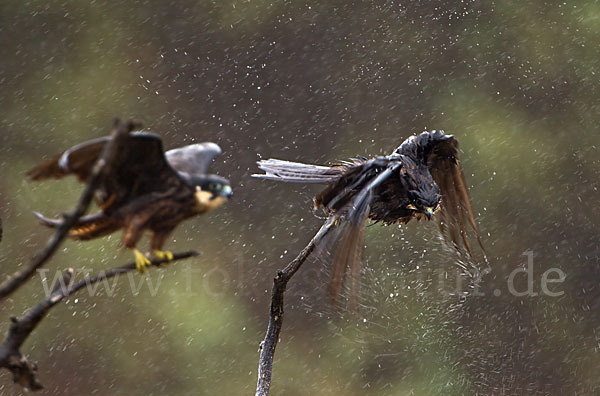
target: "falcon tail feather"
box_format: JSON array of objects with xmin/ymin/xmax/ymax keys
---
[
  {"xmin": 33, "ymin": 211, "xmax": 121, "ymax": 240},
  {"xmin": 253, "ymin": 159, "xmax": 345, "ymax": 184}
]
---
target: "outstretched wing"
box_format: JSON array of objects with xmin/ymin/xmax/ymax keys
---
[
  {"xmin": 397, "ymin": 131, "xmax": 484, "ymax": 256},
  {"xmin": 166, "ymin": 142, "xmax": 222, "ymax": 178},
  {"xmin": 27, "ymin": 137, "xmax": 108, "ymax": 182},
  {"xmin": 322, "ymin": 195, "xmax": 370, "ymax": 310},
  {"xmin": 27, "ymin": 132, "xmax": 186, "ymax": 211},
  {"xmin": 315, "ymin": 160, "xmax": 401, "ymax": 309}
]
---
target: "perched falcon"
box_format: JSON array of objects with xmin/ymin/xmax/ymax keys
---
[
  {"xmin": 254, "ymin": 130, "xmax": 484, "ymax": 305},
  {"xmin": 27, "ymin": 132, "xmax": 232, "ymax": 272}
]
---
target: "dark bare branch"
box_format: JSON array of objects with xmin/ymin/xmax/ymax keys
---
[
  {"xmin": 0, "ymin": 119, "xmax": 142, "ymax": 299},
  {"xmin": 255, "ymin": 215, "xmax": 338, "ymax": 396},
  {"xmin": 0, "ymin": 250, "xmax": 198, "ymax": 391}
]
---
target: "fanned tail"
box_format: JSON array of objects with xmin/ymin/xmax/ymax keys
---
[
  {"xmin": 33, "ymin": 211, "xmax": 121, "ymax": 240},
  {"xmin": 253, "ymin": 159, "xmax": 345, "ymax": 184}
]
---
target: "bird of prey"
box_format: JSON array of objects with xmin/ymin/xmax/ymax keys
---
[
  {"xmin": 254, "ymin": 130, "xmax": 484, "ymax": 306},
  {"xmin": 27, "ymin": 132, "xmax": 232, "ymax": 272}
]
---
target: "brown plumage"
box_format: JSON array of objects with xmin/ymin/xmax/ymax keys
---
[
  {"xmin": 28, "ymin": 132, "xmax": 232, "ymax": 272},
  {"xmin": 254, "ymin": 130, "xmax": 484, "ymax": 307}
]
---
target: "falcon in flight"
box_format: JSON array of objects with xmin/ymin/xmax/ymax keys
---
[
  {"xmin": 28, "ymin": 132, "xmax": 232, "ymax": 272},
  {"xmin": 254, "ymin": 130, "xmax": 484, "ymax": 305}
]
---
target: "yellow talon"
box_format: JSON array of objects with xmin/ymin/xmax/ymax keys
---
[
  {"xmin": 153, "ymin": 250, "xmax": 174, "ymax": 266},
  {"xmin": 133, "ymin": 248, "xmax": 151, "ymax": 274}
]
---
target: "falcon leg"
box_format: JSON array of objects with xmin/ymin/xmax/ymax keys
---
[
  {"xmin": 150, "ymin": 228, "xmax": 175, "ymax": 267},
  {"xmin": 123, "ymin": 219, "xmax": 149, "ymax": 274},
  {"xmin": 133, "ymin": 248, "xmax": 152, "ymax": 273},
  {"xmin": 152, "ymin": 250, "xmax": 174, "ymax": 265}
]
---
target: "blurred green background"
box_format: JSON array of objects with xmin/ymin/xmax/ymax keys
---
[{"xmin": 1, "ymin": 1, "xmax": 599, "ymax": 395}]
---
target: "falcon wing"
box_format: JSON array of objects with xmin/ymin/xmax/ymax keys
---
[
  {"xmin": 27, "ymin": 132, "xmax": 187, "ymax": 211},
  {"xmin": 166, "ymin": 142, "xmax": 222, "ymax": 178},
  {"xmin": 316, "ymin": 161, "xmax": 401, "ymax": 309},
  {"xmin": 400, "ymin": 131, "xmax": 484, "ymax": 256},
  {"xmin": 322, "ymin": 195, "xmax": 370, "ymax": 310},
  {"xmin": 27, "ymin": 137, "xmax": 108, "ymax": 182}
]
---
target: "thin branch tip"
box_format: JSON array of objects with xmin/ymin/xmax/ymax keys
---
[{"xmin": 255, "ymin": 219, "xmax": 336, "ymax": 395}]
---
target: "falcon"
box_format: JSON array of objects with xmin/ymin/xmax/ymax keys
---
[
  {"xmin": 254, "ymin": 130, "xmax": 484, "ymax": 305},
  {"xmin": 27, "ymin": 132, "xmax": 232, "ymax": 273}
]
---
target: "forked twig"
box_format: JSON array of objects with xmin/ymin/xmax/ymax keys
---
[{"xmin": 0, "ymin": 251, "xmax": 198, "ymax": 390}]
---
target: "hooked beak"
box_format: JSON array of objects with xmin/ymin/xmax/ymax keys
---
[{"xmin": 424, "ymin": 207, "xmax": 434, "ymax": 220}]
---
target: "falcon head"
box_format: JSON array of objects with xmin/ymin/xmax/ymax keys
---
[
  {"xmin": 403, "ymin": 167, "xmax": 441, "ymax": 220},
  {"xmin": 193, "ymin": 174, "xmax": 233, "ymax": 200},
  {"xmin": 189, "ymin": 175, "xmax": 232, "ymax": 213}
]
